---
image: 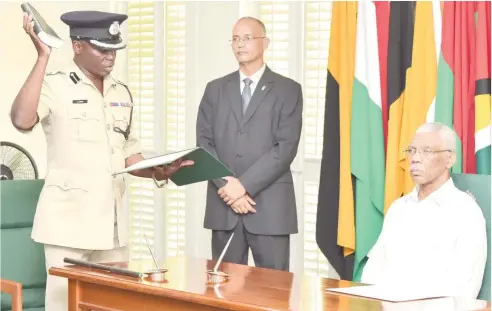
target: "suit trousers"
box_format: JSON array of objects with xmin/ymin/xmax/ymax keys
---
[
  {"xmin": 44, "ymin": 222, "xmax": 127, "ymax": 311},
  {"xmin": 212, "ymin": 216, "xmax": 290, "ymax": 271}
]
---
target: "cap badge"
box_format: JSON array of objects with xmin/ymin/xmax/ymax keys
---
[{"xmin": 109, "ymin": 21, "xmax": 120, "ymax": 36}]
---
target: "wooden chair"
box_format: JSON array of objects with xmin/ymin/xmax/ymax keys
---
[
  {"xmin": 1, "ymin": 279, "xmax": 23, "ymax": 311},
  {"xmin": 1, "ymin": 179, "xmax": 46, "ymax": 311}
]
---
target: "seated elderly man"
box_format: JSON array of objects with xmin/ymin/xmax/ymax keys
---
[{"xmin": 361, "ymin": 122, "xmax": 487, "ymax": 299}]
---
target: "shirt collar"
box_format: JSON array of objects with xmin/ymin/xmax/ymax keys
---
[
  {"xmin": 68, "ymin": 60, "xmax": 117, "ymax": 93},
  {"xmin": 239, "ymin": 62, "xmax": 266, "ymax": 86},
  {"xmin": 407, "ymin": 177, "xmax": 456, "ymax": 206}
]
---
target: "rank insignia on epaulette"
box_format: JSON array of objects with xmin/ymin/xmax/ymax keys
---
[{"xmin": 69, "ymin": 72, "xmax": 81, "ymax": 84}]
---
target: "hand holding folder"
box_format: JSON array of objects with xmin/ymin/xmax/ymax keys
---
[
  {"xmin": 113, "ymin": 147, "xmax": 234, "ymax": 186},
  {"xmin": 151, "ymin": 157, "xmax": 194, "ymax": 188}
]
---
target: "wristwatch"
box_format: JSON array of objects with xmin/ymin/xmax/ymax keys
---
[{"xmin": 152, "ymin": 171, "xmax": 169, "ymax": 188}]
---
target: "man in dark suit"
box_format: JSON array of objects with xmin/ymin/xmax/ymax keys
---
[{"xmin": 196, "ymin": 16, "xmax": 303, "ymax": 271}]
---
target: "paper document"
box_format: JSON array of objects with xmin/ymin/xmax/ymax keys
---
[
  {"xmin": 113, "ymin": 147, "xmax": 234, "ymax": 186},
  {"xmin": 325, "ymin": 285, "xmax": 447, "ymax": 302},
  {"xmin": 379, "ymin": 297, "xmax": 489, "ymax": 311},
  {"xmin": 115, "ymin": 148, "xmax": 198, "ymax": 174}
]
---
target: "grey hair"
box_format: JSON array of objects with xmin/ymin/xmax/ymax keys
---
[
  {"xmin": 415, "ymin": 122, "xmax": 457, "ymax": 151},
  {"xmin": 237, "ymin": 16, "xmax": 267, "ymax": 36}
]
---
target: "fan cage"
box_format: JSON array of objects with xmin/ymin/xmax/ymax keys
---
[{"xmin": 0, "ymin": 141, "xmax": 39, "ymax": 180}]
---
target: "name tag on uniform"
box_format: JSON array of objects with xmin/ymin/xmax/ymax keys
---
[
  {"xmin": 73, "ymin": 99, "xmax": 88, "ymax": 104},
  {"xmin": 110, "ymin": 102, "xmax": 132, "ymax": 107}
]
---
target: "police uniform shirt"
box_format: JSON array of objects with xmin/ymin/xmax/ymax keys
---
[{"xmin": 31, "ymin": 61, "xmax": 141, "ymax": 250}]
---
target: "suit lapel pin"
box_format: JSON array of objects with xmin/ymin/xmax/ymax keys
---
[{"xmin": 261, "ymin": 85, "xmax": 266, "ymax": 91}]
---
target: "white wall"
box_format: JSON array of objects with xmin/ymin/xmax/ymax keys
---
[{"xmin": 0, "ymin": 1, "xmax": 125, "ymax": 178}]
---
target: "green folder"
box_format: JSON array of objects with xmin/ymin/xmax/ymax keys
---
[{"xmin": 113, "ymin": 147, "xmax": 234, "ymax": 186}]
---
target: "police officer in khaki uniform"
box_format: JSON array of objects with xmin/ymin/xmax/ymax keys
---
[{"xmin": 11, "ymin": 10, "xmax": 193, "ymax": 311}]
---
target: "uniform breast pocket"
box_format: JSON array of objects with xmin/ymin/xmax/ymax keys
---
[
  {"xmin": 68, "ymin": 108, "xmax": 103, "ymax": 143},
  {"xmin": 44, "ymin": 169, "xmax": 90, "ymax": 204},
  {"xmin": 110, "ymin": 107, "xmax": 132, "ymax": 142}
]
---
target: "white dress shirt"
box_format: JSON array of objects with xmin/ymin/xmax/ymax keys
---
[
  {"xmin": 361, "ymin": 178, "xmax": 487, "ymax": 299},
  {"xmin": 239, "ymin": 63, "xmax": 266, "ymax": 96}
]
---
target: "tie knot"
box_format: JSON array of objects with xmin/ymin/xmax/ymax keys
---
[{"xmin": 243, "ymin": 78, "xmax": 253, "ymax": 86}]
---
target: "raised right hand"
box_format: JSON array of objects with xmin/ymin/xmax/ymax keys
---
[{"xmin": 23, "ymin": 13, "xmax": 51, "ymax": 58}]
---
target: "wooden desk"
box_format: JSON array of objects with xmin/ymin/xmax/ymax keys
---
[{"xmin": 50, "ymin": 257, "xmax": 491, "ymax": 311}]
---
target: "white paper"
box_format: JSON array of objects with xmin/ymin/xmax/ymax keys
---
[
  {"xmin": 113, "ymin": 147, "xmax": 199, "ymax": 176},
  {"xmin": 325, "ymin": 285, "xmax": 447, "ymax": 302},
  {"xmin": 380, "ymin": 297, "xmax": 489, "ymax": 311}
]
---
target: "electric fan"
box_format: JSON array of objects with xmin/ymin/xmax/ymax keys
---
[{"xmin": 0, "ymin": 141, "xmax": 38, "ymax": 180}]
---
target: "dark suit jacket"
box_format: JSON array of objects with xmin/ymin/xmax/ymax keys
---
[{"xmin": 196, "ymin": 66, "xmax": 303, "ymax": 235}]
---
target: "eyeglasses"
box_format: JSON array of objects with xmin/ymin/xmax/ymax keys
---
[
  {"xmin": 230, "ymin": 36, "xmax": 266, "ymax": 44},
  {"xmin": 403, "ymin": 147, "xmax": 452, "ymax": 158},
  {"xmin": 113, "ymin": 106, "xmax": 133, "ymax": 140}
]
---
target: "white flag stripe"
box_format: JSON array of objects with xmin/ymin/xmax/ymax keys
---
[
  {"xmin": 475, "ymin": 125, "xmax": 491, "ymax": 152},
  {"xmin": 427, "ymin": 0, "xmax": 442, "ymax": 122},
  {"xmin": 355, "ymin": 1, "xmax": 381, "ymax": 110}
]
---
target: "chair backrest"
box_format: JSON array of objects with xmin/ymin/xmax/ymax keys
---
[
  {"xmin": 1, "ymin": 180, "xmax": 46, "ymax": 311},
  {"xmin": 451, "ymin": 173, "xmax": 491, "ymax": 301}
]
